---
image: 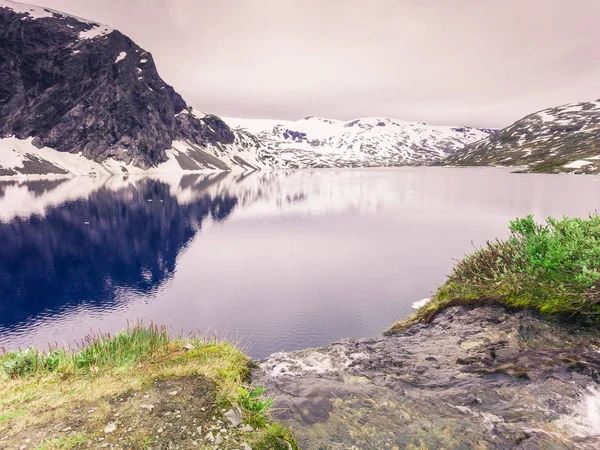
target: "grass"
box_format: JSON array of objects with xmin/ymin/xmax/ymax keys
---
[
  {"xmin": 35, "ymin": 433, "xmax": 90, "ymax": 450},
  {"xmin": 0, "ymin": 323, "xmax": 299, "ymax": 449},
  {"xmin": 388, "ymin": 215, "xmax": 600, "ymax": 332}
]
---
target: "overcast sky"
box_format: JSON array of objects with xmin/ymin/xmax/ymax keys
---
[{"xmin": 31, "ymin": 0, "xmax": 600, "ymax": 127}]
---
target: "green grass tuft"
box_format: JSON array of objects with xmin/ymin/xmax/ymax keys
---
[
  {"xmin": 0, "ymin": 324, "xmax": 297, "ymax": 448},
  {"xmin": 389, "ymin": 215, "xmax": 600, "ymax": 332},
  {"xmin": 1, "ymin": 323, "xmax": 170, "ymax": 378}
]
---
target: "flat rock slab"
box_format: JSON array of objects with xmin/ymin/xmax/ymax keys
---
[{"xmin": 254, "ymin": 305, "xmax": 600, "ymax": 449}]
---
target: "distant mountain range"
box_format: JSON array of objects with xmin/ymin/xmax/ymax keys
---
[
  {"xmin": 0, "ymin": 1, "xmax": 597, "ymax": 177},
  {"xmin": 444, "ymin": 101, "xmax": 600, "ymax": 174},
  {"xmin": 226, "ymin": 117, "xmax": 495, "ymax": 169}
]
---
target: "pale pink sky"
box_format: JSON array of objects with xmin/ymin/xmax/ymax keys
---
[{"xmin": 30, "ymin": 0, "xmax": 600, "ymax": 127}]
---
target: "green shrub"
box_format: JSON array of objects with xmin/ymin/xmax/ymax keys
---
[
  {"xmin": 237, "ymin": 385, "xmax": 273, "ymax": 427},
  {"xmin": 0, "ymin": 324, "xmax": 170, "ymax": 378},
  {"xmin": 391, "ymin": 215, "xmax": 600, "ymax": 331}
]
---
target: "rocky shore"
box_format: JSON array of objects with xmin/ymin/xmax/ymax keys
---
[{"xmin": 255, "ymin": 304, "xmax": 600, "ymax": 449}]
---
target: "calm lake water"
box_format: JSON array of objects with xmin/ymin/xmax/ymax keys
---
[{"xmin": 1, "ymin": 168, "xmax": 599, "ymax": 358}]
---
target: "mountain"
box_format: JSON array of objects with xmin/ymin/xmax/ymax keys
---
[
  {"xmin": 0, "ymin": 1, "xmax": 266, "ymax": 176},
  {"xmin": 225, "ymin": 116, "xmax": 495, "ymax": 168},
  {"xmin": 443, "ymin": 100, "xmax": 600, "ymax": 174},
  {"xmin": 0, "ymin": 1, "xmax": 496, "ymax": 177}
]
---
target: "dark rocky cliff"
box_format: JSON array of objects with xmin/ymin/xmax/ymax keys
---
[{"xmin": 0, "ymin": 1, "xmax": 237, "ymax": 169}]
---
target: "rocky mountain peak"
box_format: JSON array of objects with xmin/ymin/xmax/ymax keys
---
[{"xmin": 0, "ymin": 1, "xmax": 239, "ymax": 170}]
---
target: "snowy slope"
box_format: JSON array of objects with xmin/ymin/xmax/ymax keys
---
[
  {"xmin": 444, "ymin": 101, "xmax": 600, "ymax": 174},
  {"xmin": 0, "ymin": 110, "xmax": 267, "ymax": 177},
  {"xmin": 226, "ymin": 116, "xmax": 495, "ymax": 169}
]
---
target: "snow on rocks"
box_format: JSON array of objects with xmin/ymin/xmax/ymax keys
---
[
  {"xmin": 0, "ymin": 1, "xmax": 53, "ymax": 19},
  {"xmin": 226, "ymin": 116, "xmax": 494, "ymax": 169},
  {"xmin": 78, "ymin": 23, "xmax": 113, "ymax": 40}
]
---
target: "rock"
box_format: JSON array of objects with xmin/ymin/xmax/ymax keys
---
[
  {"xmin": 241, "ymin": 444, "xmax": 252, "ymax": 450},
  {"xmin": 0, "ymin": 3, "xmax": 260, "ymax": 173},
  {"xmin": 31, "ymin": 137, "xmax": 44, "ymax": 149},
  {"xmin": 205, "ymin": 431, "xmax": 215, "ymax": 442},
  {"xmin": 103, "ymin": 423, "xmax": 117, "ymax": 434},
  {"xmin": 239, "ymin": 424, "xmax": 253, "ymax": 433},
  {"xmin": 140, "ymin": 404, "xmax": 154, "ymax": 412},
  {"xmin": 224, "ymin": 407, "xmax": 244, "ymax": 427},
  {"xmin": 277, "ymin": 439, "xmax": 293, "ymax": 450},
  {"xmin": 254, "ymin": 304, "xmax": 600, "ymax": 449},
  {"xmin": 215, "ymin": 433, "xmax": 223, "ymax": 445},
  {"xmin": 196, "ymin": 426, "xmax": 202, "ymax": 435}
]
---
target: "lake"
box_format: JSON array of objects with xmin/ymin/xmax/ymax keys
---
[{"xmin": 1, "ymin": 168, "xmax": 599, "ymax": 358}]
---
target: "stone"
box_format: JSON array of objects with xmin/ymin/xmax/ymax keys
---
[
  {"xmin": 277, "ymin": 439, "xmax": 293, "ymax": 450},
  {"xmin": 224, "ymin": 407, "xmax": 244, "ymax": 428},
  {"xmin": 0, "ymin": 5, "xmax": 242, "ymax": 171},
  {"xmin": 254, "ymin": 304, "xmax": 600, "ymax": 449},
  {"xmin": 103, "ymin": 423, "xmax": 117, "ymax": 434}
]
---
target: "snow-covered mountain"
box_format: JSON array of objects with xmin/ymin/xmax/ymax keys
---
[
  {"xmin": 0, "ymin": 0, "xmax": 496, "ymax": 178},
  {"xmin": 226, "ymin": 116, "xmax": 495, "ymax": 169},
  {"xmin": 444, "ymin": 100, "xmax": 600, "ymax": 174},
  {"xmin": 0, "ymin": 1, "xmax": 267, "ymax": 177}
]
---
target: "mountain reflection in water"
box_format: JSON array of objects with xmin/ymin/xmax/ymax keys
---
[
  {"xmin": 0, "ymin": 176, "xmax": 238, "ymax": 329},
  {"xmin": 1, "ymin": 168, "xmax": 599, "ymax": 358}
]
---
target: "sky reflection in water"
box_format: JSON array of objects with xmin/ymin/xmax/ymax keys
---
[{"xmin": 0, "ymin": 168, "xmax": 599, "ymax": 358}]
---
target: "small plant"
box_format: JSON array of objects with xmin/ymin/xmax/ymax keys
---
[
  {"xmin": 390, "ymin": 214, "xmax": 600, "ymax": 331},
  {"xmin": 237, "ymin": 385, "xmax": 273, "ymax": 419},
  {"xmin": 1, "ymin": 348, "xmax": 69, "ymax": 378},
  {"xmin": 0, "ymin": 323, "xmax": 170, "ymax": 378}
]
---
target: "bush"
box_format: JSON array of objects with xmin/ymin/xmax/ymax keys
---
[{"xmin": 391, "ymin": 215, "xmax": 600, "ymax": 331}]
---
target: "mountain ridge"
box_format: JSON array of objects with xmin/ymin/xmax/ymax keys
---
[
  {"xmin": 0, "ymin": 0, "xmax": 267, "ymax": 176},
  {"xmin": 226, "ymin": 116, "xmax": 495, "ymax": 169},
  {"xmin": 443, "ymin": 100, "xmax": 600, "ymax": 174}
]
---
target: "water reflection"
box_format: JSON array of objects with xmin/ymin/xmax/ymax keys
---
[
  {"xmin": 0, "ymin": 168, "xmax": 599, "ymax": 357},
  {"xmin": 0, "ymin": 176, "xmax": 239, "ymax": 330}
]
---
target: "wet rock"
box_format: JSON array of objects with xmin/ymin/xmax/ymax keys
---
[{"xmin": 255, "ymin": 305, "xmax": 600, "ymax": 449}]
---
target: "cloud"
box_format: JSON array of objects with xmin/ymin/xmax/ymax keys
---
[{"xmin": 32, "ymin": 0, "xmax": 600, "ymax": 127}]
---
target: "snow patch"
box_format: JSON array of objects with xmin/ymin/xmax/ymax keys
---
[
  {"xmin": 115, "ymin": 51, "xmax": 127, "ymax": 63},
  {"xmin": 412, "ymin": 298, "xmax": 432, "ymax": 309},
  {"xmin": 564, "ymin": 160, "xmax": 593, "ymax": 169},
  {"xmin": 79, "ymin": 23, "xmax": 113, "ymax": 40},
  {"xmin": 0, "ymin": 1, "xmax": 53, "ymax": 19}
]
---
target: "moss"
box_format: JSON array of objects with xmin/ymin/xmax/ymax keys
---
[{"xmin": 0, "ymin": 325, "xmax": 296, "ymax": 449}]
